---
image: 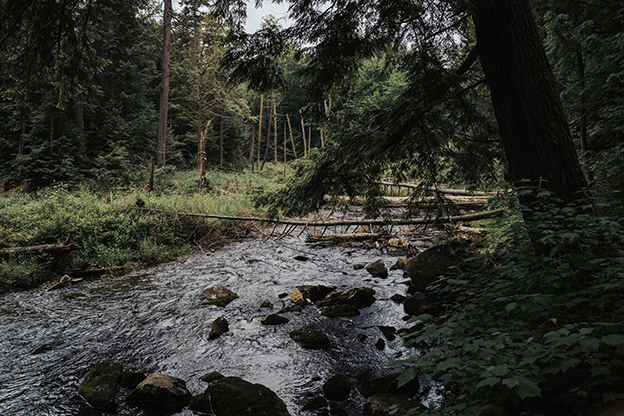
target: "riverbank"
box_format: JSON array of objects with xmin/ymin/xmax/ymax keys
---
[{"xmin": 0, "ymin": 167, "xmax": 281, "ymax": 292}]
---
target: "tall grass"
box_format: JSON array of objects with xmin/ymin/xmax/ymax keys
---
[{"xmin": 0, "ymin": 167, "xmax": 284, "ymax": 291}]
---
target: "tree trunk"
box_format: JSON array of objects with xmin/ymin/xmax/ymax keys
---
[
  {"xmin": 219, "ymin": 104, "xmax": 225, "ymax": 169},
  {"xmin": 198, "ymin": 68, "xmax": 205, "ymax": 171},
  {"xmin": 199, "ymin": 133, "xmax": 207, "ymax": 192},
  {"xmin": 473, "ymin": 0, "xmax": 590, "ymax": 252},
  {"xmin": 286, "ymin": 114, "xmax": 297, "ymax": 159},
  {"xmin": 300, "ymin": 112, "xmax": 307, "ymax": 156},
  {"xmin": 576, "ymin": 48, "xmax": 591, "ymax": 183},
  {"xmin": 249, "ymin": 122, "xmax": 256, "ymax": 165},
  {"xmin": 18, "ymin": 115, "xmax": 25, "ymax": 157},
  {"xmin": 273, "ymin": 93, "xmax": 278, "ymax": 166},
  {"xmin": 257, "ymin": 94, "xmax": 263, "ymax": 171},
  {"xmin": 156, "ymin": 0, "xmax": 172, "ymax": 167}
]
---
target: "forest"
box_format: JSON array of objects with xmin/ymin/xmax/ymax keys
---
[{"xmin": 1, "ymin": 0, "xmax": 623, "ymax": 415}]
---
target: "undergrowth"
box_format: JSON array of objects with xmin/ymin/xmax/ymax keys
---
[
  {"xmin": 393, "ymin": 186, "xmax": 624, "ymax": 416},
  {"xmin": 0, "ymin": 167, "xmax": 280, "ymax": 291}
]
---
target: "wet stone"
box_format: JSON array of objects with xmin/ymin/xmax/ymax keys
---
[
  {"xmin": 390, "ymin": 294, "xmax": 406, "ymax": 304},
  {"xmin": 378, "ymin": 326, "xmax": 396, "ymax": 341},
  {"xmin": 209, "ymin": 316, "xmax": 229, "ymax": 340},
  {"xmin": 78, "ymin": 361, "xmax": 122, "ymax": 410},
  {"xmin": 261, "ymin": 313, "xmax": 289, "ymax": 325},
  {"xmin": 259, "ymin": 300, "xmax": 273, "ymax": 308},
  {"xmin": 322, "ymin": 374, "xmax": 351, "ymax": 401},
  {"xmin": 120, "ymin": 368, "xmax": 146, "ymax": 389},
  {"xmin": 303, "ymin": 396, "xmax": 328, "ymax": 411},
  {"xmin": 375, "ymin": 338, "xmax": 385, "ymax": 350},
  {"xmin": 290, "ymin": 327, "xmax": 330, "ymax": 350},
  {"xmin": 353, "ymin": 264, "xmax": 365, "ymax": 270},
  {"xmin": 365, "ymin": 260, "xmax": 389, "ymax": 279},
  {"xmin": 201, "ymin": 371, "xmax": 225, "ymax": 383},
  {"xmin": 363, "ymin": 393, "xmax": 424, "ymax": 416},
  {"xmin": 126, "ymin": 373, "xmax": 191, "ymax": 413},
  {"xmin": 320, "ymin": 304, "xmax": 360, "ymax": 318},
  {"xmin": 201, "ymin": 286, "xmax": 239, "ymax": 307}
]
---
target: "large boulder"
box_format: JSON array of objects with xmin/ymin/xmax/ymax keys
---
[
  {"xmin": 322, "ymin": 374, "xmax": 351, "ymax": 401},
  {"xmin": 291, "ymin": 285, "xmax": 336, "ymax": 305},
  {"xmin": 78, "ymin": 361, "xmax": 123, "ymax": 410},
  {"xmin": 201, "ymin": 286, "xmax": 239, "ymax": 307},
  {"xmin": 289, "ymin": 327, "xmax": 330, "ymax": 350},
  {"xmin": 126, "ymin": 373, "xmax": 191, "ymax": 412},
  {"xmin": 363, "ymin": 393, "xmax": 424, "ymax": 416},
  {"xmin": 403, "ymin": 293, "xmax": 444, "ymax": 316},
  {"xmin": 189, "ymin": 376, "xmax": 290, "ymax": 416},
  {"xmin": 315, "ymin": 287, "xmax": 376, "ymax": 309},
  {"xmin": 397, "ymin": 244, "xmax": 459, "ymax": 291},
  {"xmin": 365, "ymin": 259, "xmax": 388, "ymax": 279}
]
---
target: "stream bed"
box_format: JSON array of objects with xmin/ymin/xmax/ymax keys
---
[{"xmin": 0, "ymin": 235, "xmax": 436, "ymax": 415}]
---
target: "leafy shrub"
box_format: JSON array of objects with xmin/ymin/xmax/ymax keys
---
[{"xmin": 393, "ymin": 187, "xmax": 624, "ymax": 415}]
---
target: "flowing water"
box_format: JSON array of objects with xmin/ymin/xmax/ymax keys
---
[{"xmin": 0, "ymin": 235, "xmax": 437, "ymax": 416}]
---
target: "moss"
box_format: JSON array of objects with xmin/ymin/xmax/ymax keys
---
[
  {"xmin": 200, "ymin": 371, "xmax": 225, "ymax": 383},
  {"xmin": 78, "ymin": 361, "xmax": 123, "ymax": 409}
]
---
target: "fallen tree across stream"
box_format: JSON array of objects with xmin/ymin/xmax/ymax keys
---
[
  {"xmin": 134, "ymin": 207, "xmax": 506, "ymax": 227},
  {"xmin": 0, "ymin": 243, "xmax": 81, "ymax": 259}
]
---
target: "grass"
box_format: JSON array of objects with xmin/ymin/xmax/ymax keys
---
[{"xmin": 0, "ymin": 166, "xmax": 287, "ymax": 292}]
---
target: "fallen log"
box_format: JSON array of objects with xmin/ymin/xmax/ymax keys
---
[
  {"xmin": 0, "ymin": 243, "xmax": 81, "ymax": 259},
  {"xmin": 379, "ymin": 180, "xmax": 499, "ymax": 196},
  {"xmin": 135, "ymin": 207, "xmax": 506, "ymax": 227},
  {"xmin": 305, "ymin": 233, "xmax": 380, "ymax": 244}
]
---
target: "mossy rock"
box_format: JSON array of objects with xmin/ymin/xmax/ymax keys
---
[
  {"xmin": 363, "ymin": 393, "xmax": 424, "ymax": 416},
  {"xmin": 322, "ymin": 374, "xmax": 351, "ymax": 401},
  {"xmin": 201, "ymin": 371, "xmax": 225, "ymax": 383},
  {"xmin": 289, "ymin": 327, "xmax": 330, "ymax": 350},
  {"xmin": 291, "ymin": 285, "xmax": 336, "ymax": 305},
  {"xmin": 190, "ymin": 376, "xmax": 290, "ymax": 416},
  {"xmin": 201, "ymin": 286, "xmax": 239, "ymax": 307},
  {"xmin": 315, "ymin": 287, "xmax": 376, "ymax": 309},
  {"xmin": 319, "ymin": 304, "xmax": 360, "ymax": 318},
  {"xmin": 78, "ymin": 361, "xmax": 123, "ymax": 409},
  {"xmin": 261, "ymin": 313, "xmax": 289, "ymax": 325},
  {"xmin": 126, "ymin": 373, "xmax": 191, "ymax": 412},
  {"xmin": 302, "ymin": 396, "xmax": 328, "ymax": 411},
  {"xmin": 120, "ymin": 368, "xmax": 146, "ymax": 388},
  {"xmin": 209, "ymin": 316, "xmax": 229, "ymax": 340}
]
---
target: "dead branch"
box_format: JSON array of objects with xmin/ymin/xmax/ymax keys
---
[{"xmin": 0, "ymin": 243, "xmax": 81, "ymax": 259}]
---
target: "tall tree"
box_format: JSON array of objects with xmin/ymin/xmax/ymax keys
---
[{"xmin": 156, "ymin": 0, "xmax": 173, "ymax": 167}]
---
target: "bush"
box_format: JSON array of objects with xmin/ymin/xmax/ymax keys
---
[{"xmin": 393, "ymin": 187, "xmax": 624, "ymax": 416}]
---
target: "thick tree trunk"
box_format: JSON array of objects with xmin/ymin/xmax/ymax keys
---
[
  {"xmin": 473, "ymin": 0, "xmax": 590, "ymax": 254},
  {"xmin": 156, "ymin": 0, "xmax": 172, "ymax": 167},
  {"xmin": 473, "ymin": 0, "xmax": 588, "ymax": 204}
]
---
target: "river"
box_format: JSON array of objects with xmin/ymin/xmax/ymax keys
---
[{"xmin": 0, "ymin": 234, "xmax": 437, "ymax": 415}]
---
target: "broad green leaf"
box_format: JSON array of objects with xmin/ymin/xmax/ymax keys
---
[
  {"xmin": 602, "ymin": 334, "xmax": 624, "ymax": 346},
  {"xmin": 476, "ymin": 376, "xmax": 501, "ymax": 389}
]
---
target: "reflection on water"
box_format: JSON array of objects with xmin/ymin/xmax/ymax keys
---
[{"xmin": 0, "ymin": 236, "xmax": 430, "ymax": 415}]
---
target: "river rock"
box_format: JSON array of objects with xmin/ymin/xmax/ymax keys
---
[
  {"xmin": 303, "ymin": 396, "xmax": 328, "ymax": 411},
  {"xmin": 78, "ymin": 361, "xmax": 123, "ymax": 409},
  {"xmin": 359, "ymin": 372, "xmax": 420, "ymax": 398},
  {"xmin": 363, "ymin": 393, "xmax": 424, "ymax": 416},
  {"xmin": 378, "ymin": 326, "xmax": 396, "ymax": 341},
  {"xmin": 120, "ymin": 368, "xmax": 146, "ymax": 388},
  {"xmin": 261, "ymin": 313, "xmax": 289, "ymax": 325},
  {"xmin": 403, "ymin": 294, "xmax": 443, "ymax": 316},
  {"xmin": 201, "ymin": 286, "xmax": 239, "ymax": 307},
  {"xmin": 209, "ymin": 316, "xmax": 229, "ymax": 339},
  {"xmin": 291, "ymin": 285, "xmax": 336, "ymax": 305},
  {"xmin": 315, "ymin": 287, "xmax": 376, "ymax": 309},
  {"xmin": 189, "ymin": 376, "xmax": 290, "ymax": 416},
  {"xmin": 201, "ymin": 371, "xmax": 225, "ymax": 383},
  {"xmin": 126, "ymin": 373, "xmax": 191, "ymax": 412},
  {"xmin": 365, "ymin": 259, "xmax": 388, "ymax": 278},
  {"xmin": 289, "ymin": 327, "xmax": 330, "ymax": 350},
  {"xmin": 396, "ymin": 244, "xmax": 458, "ymax": 291},
  {"xmin": 322, "ymin": 374, "xmax": 351, "ymax": 401},
  {"xmin": 260, "ymin": 299, "xmax": 273, "ymax": 308},
  {"xmin": 320, "ymin": 304, "xmax": 360, "ymax": 318},
  {"xmin": 387, "ymin": 238, "xmax": 415, "ymax": 254},
  {"xmin": 390, "ymin": 294, "xmax": 406, "ymax": 304}
]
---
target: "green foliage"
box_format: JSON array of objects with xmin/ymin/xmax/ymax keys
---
[{"xmin": 393, "ymin": 187, "xmax": 624, "ymax": 415}]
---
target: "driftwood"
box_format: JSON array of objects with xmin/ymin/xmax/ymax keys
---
[
  {"xmin": 325, "ymin": 195, "xmax": 490, "ymax": 209},
  {"xmin": 0, "ymin": 243, "xmax": 81, "ymax": 259},
  {"xmin": 379, "ymin": 180, "xmax": 499, "ymax": 196},
  {"xmin": 135, "ymin": 207, "xmax": 506, "ymax": 227},
  {"xmin": 65, "ymin": 266, "xmax": 127, "ymax": 279}
]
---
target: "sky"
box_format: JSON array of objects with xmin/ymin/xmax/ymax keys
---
[{"xmin": 245, "ymin": 2, "xmax": 291, "ymax": 32}]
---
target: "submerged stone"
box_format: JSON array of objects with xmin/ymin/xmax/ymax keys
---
[
  {"xmin": 289, "ymin": 327, "xmax": 330, "ymax": 350},
  {"xmin": 201, "ymin": 371, "xmax": 225, "ymax": 383},
  {"xmin": 190, "ymin": 376, "xmax": 290, "ymax": 416},
  {"xmin": 320, "ymin": 304, "xmax": 360, "ymax": 318},
  {"xmin": 126, "ymin": 373, "xmax": 191, "ymax": 413},
  {"xmin": 201, "ymin": 286, "xmax": 239, "ymax": 307},
  {"xmin": 303, "ymin": 396, "xmax": 328, "ymax": 411},
  {"xmin": 78, "ymin": 361, "xmax": 122, "ymax": 410}
]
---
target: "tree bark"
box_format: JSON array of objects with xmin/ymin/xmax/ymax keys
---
[
  {"xmin": 257, "ymin": 94, "xmax": 263, "ymax": 171},
  {"xmin": 156, "ymin": 0, "xmax": 172, "ymax": 167},
  {"xmin": 286, "ymin": 114, "xmax": 297, "ymax": 159},
  {"xmin": 273, "ymin": 93, "xmax": 278, "ymax": 166},
  {"xmin": 219, "ymin": 104, "xmax": 225, "ymax": 169},
  {"xmin": 473, "ymin": 0, "xmax": 588, "ymax": 204}
]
